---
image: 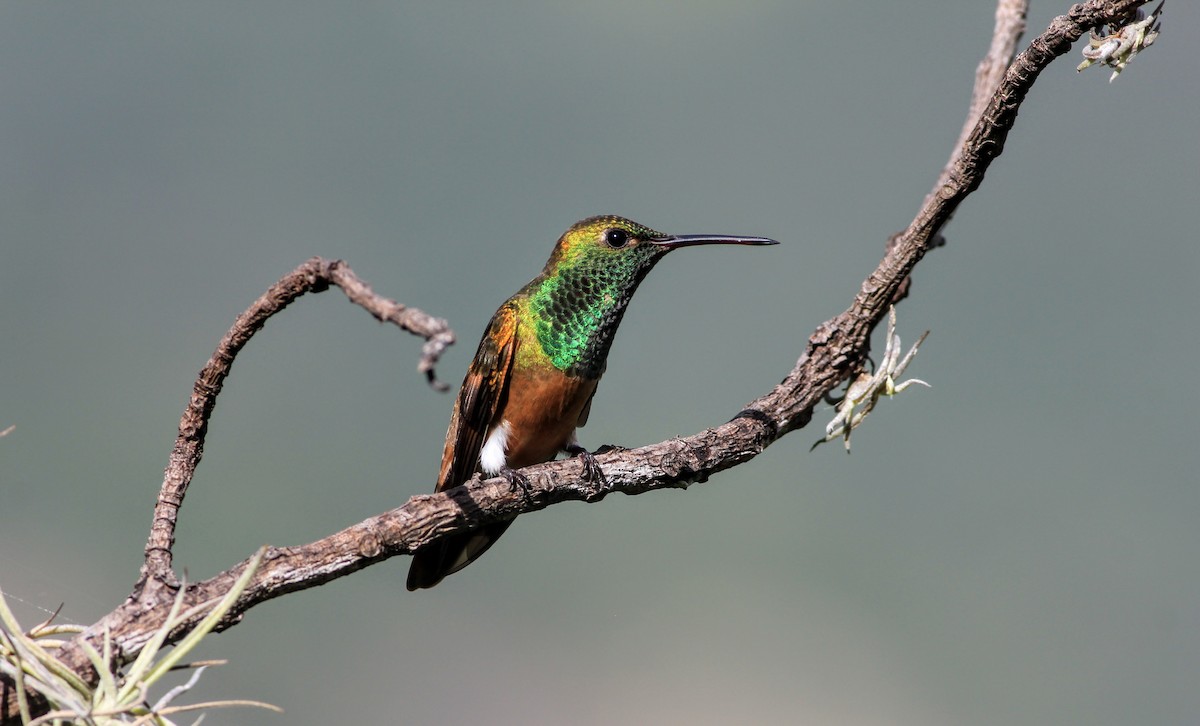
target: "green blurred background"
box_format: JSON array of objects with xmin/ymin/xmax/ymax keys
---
[{"xmin": 2, "ymin": 2, "xmax": 1196, "ymax": 724}]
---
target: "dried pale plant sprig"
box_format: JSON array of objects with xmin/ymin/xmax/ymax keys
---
[{"xmin": 0, "ymin": 548, "xmax": 280, "ymax": 725}]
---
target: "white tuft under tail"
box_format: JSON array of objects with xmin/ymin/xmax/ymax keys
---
[{"xmin": 479, "ymin": 420, "xmax": 510, "ymax": 475}]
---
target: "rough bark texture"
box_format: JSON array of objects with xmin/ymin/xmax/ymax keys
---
[{"xmin": 1, "ymin": 0, "xmax": 1155, "ymax": 721}]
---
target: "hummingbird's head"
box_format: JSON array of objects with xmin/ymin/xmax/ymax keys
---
[
  {"xmin": 528, "ymin": 216, "xmax": 776, "ymax": 375},
  {"xmin": 545, "ymin": 215, "xmax": 777, "ymax": 277}
]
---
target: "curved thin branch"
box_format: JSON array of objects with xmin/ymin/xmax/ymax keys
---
[
  {"xmin": 139, "ymin": 258, "xmax": 455, "ymax": 590},
  {"xmin": 1, "ymin": 1, "xmax": 1155, "ymax": 722}
]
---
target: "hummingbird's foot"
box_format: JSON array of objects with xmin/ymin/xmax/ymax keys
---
[
  {"xmin": 565, "ymin": 443, "xmax": 608, "ymax": 488},
  {"xmin": 500, "ymin": 467, "xmax": 532, "ymax": 495}
]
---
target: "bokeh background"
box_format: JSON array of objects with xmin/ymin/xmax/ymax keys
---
[{"xmin": 2, "ymin": 2, "xmax": 1196, "ymax": 724}]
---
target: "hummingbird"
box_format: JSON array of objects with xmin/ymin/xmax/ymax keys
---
[{"xmin": 406, "ymin": 215, "xmax": 777, "ymax": 590}]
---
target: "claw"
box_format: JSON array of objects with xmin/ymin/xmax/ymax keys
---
[
  {"xmin": 565, "ymin": 443, "xmax": 608, "ymax": 488},
  {"xmin": 501, "ymin": 467, "xmax": 532, "ymax": 495}
]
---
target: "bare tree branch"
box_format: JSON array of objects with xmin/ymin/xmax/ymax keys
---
[
  {"xmin": 955, "ymin": 0, "xmax": 1031, "ymax": 188},
  {"xmin": 140, "ymin": 257, "xmax": 455, "ymax": 589},
  {"xmin": 889, "ymin": 0, "xmax": 1030, "ymax": 303},
  {"xmin": 0, "ymin": 0, "xmax": 1157, "ymax": 721}
]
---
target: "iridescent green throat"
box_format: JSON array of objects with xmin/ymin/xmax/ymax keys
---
[{"xmin": 527, "ymin": 245, "xmax": 663, "ymax": 378}]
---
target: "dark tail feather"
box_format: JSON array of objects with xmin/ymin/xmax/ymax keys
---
[{"xmin": 406, "ymin": 519, "xmax": 515, "ymax": 590}]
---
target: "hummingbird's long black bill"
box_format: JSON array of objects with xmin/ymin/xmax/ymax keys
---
[{"xmin": 651, "ymin": 234, "xmax": 779, "ymax": 249}]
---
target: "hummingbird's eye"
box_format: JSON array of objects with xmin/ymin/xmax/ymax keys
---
[{"xmin": 604, "ymin": 229, "xmax": 630, "ymax": 248}]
